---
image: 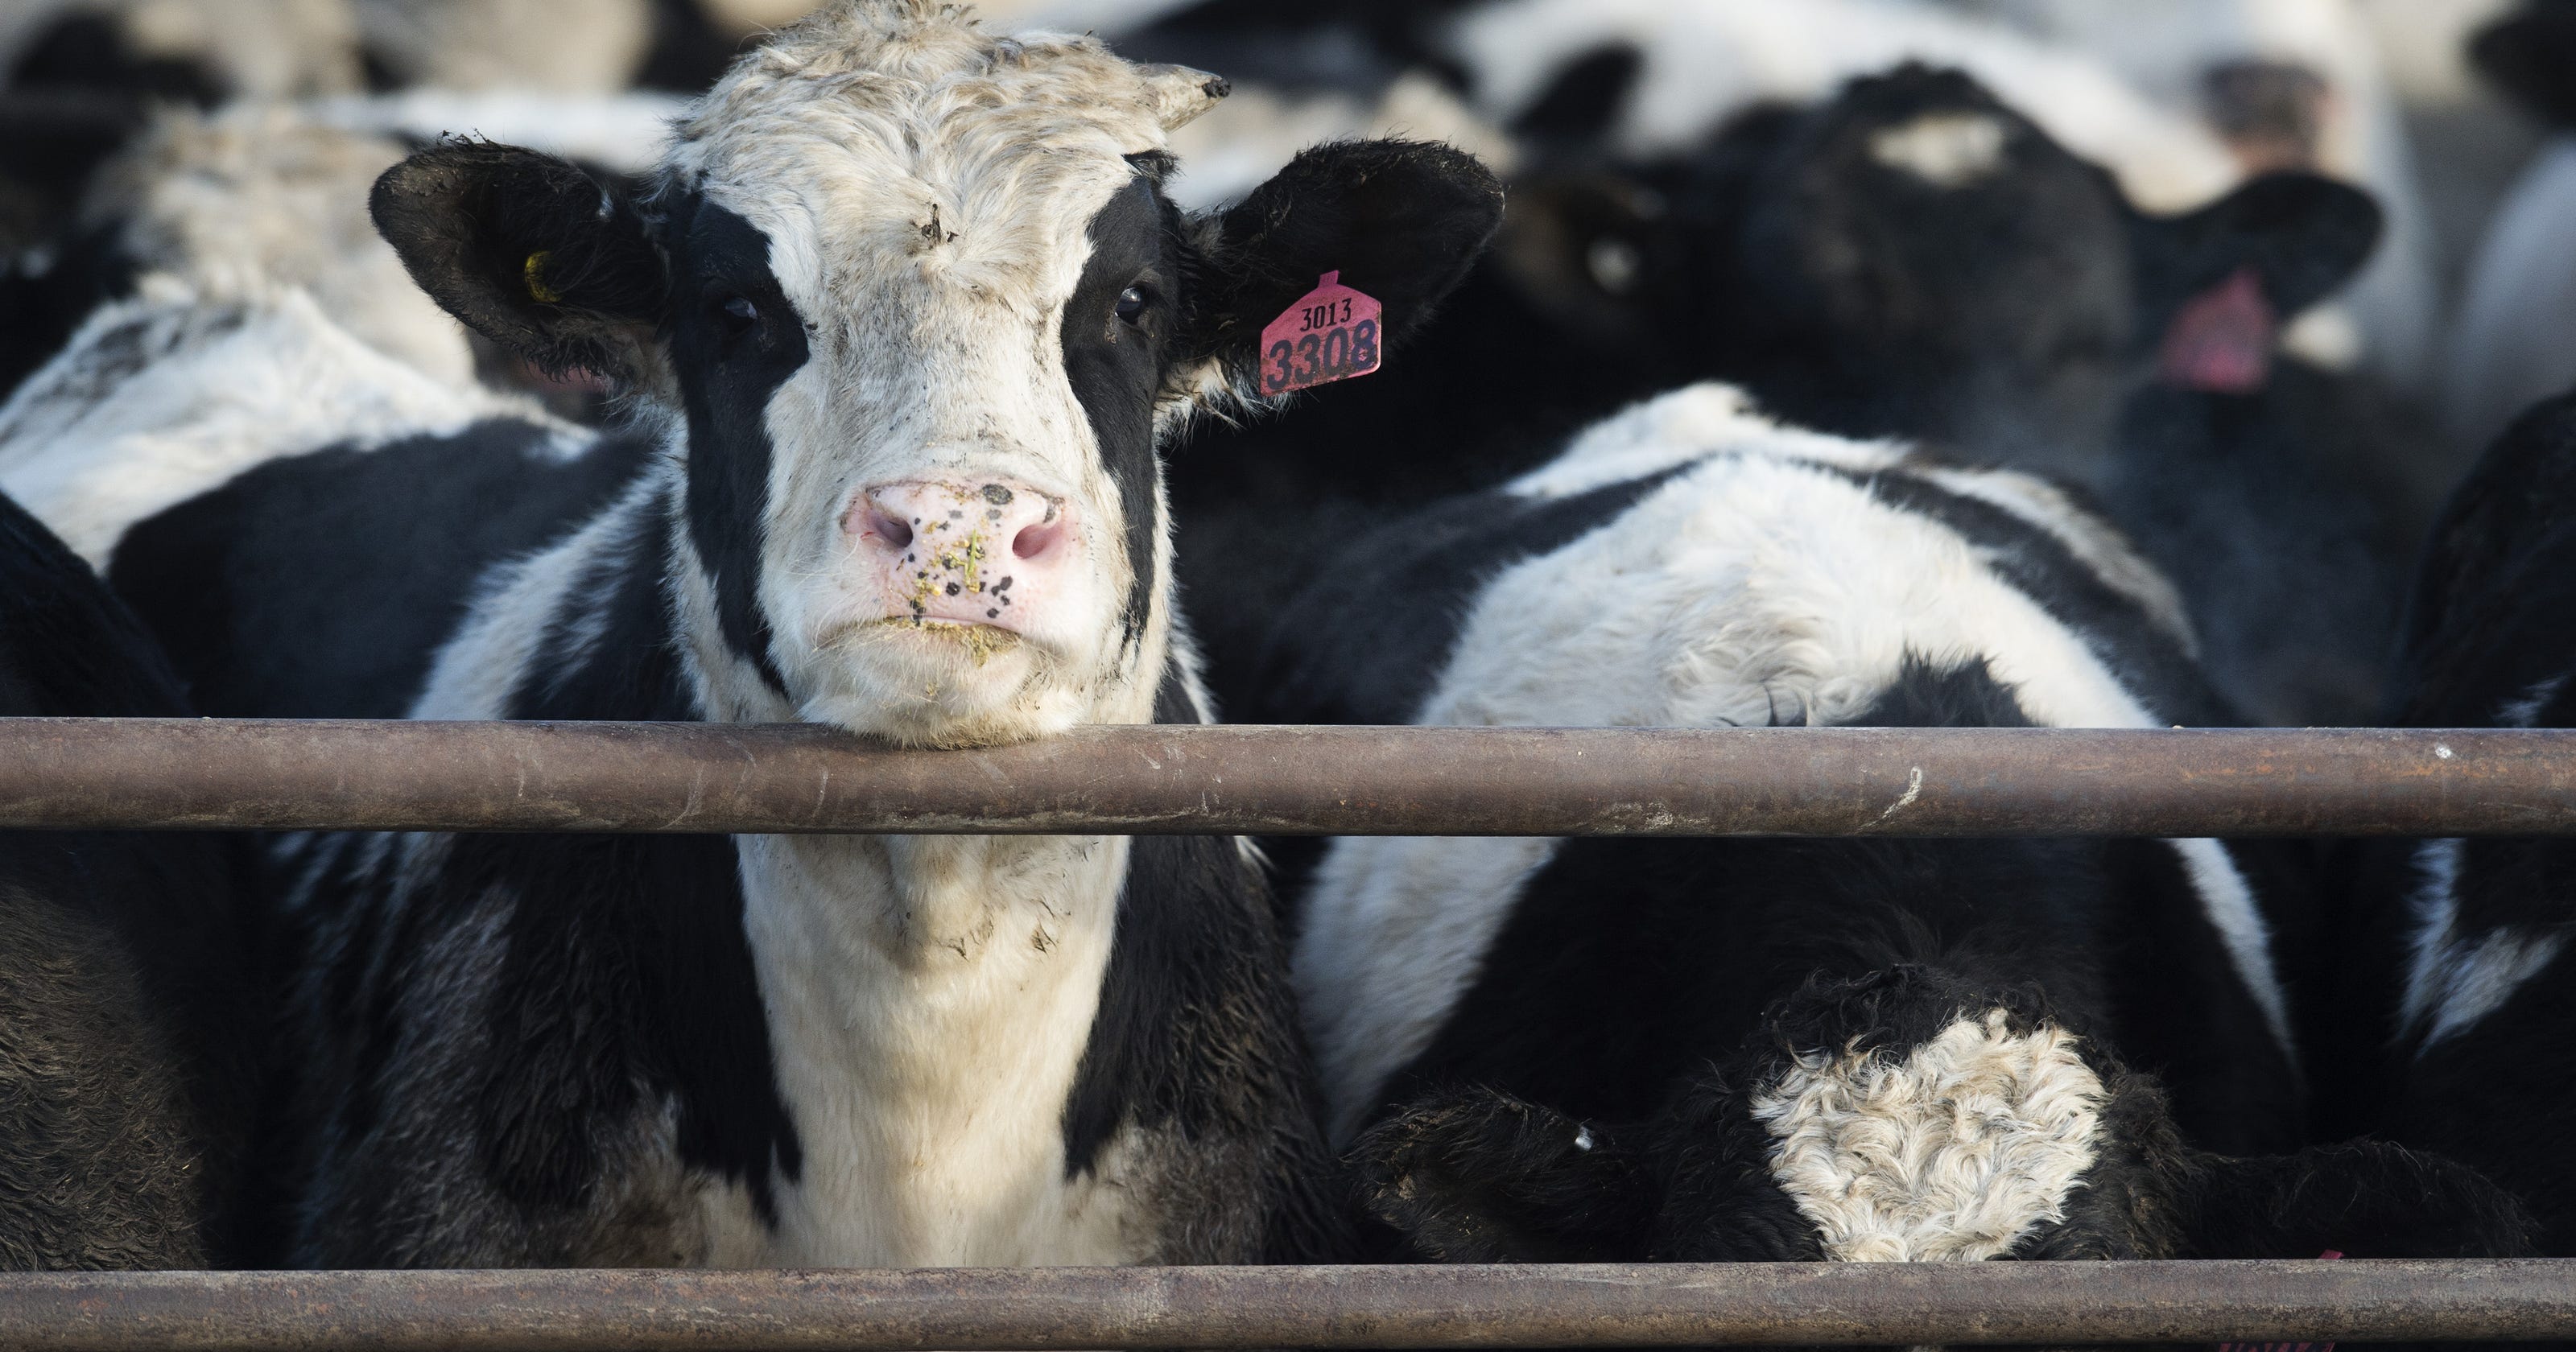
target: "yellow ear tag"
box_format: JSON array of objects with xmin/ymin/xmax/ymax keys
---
[{"xmin": 524, "ymin": 250, "xmax": 564, "ymax": 304}]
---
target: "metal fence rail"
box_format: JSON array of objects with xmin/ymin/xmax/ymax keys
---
[
  {"xmin": 2, "ymin": 1260, "xmax": 2570, "ymax": 1350},
  {"xmin": 0, "ymin": 718, "xmax": 2570, "ymax": 836}
]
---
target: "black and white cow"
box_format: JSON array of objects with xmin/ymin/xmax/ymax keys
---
[
  {"xmin": 0, "ymin": 0, "xmax": 1501, "ymax": 1267},
  {"xmin": 1171, "ymin": 64, "xmax": 2404, "ymax": 726},
  {"xmin": 1249, "ymin": 383, "xmax": 2529, "ymax": 1264},
  {"xmin": 2324, "ymin": 390, "xmax": 2576, "ymax": 1255},
  {"xmin": 0, "ymin": 488, "xmax": 261, "ymax": 1269}
]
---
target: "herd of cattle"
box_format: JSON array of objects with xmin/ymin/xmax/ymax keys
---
[{"xmin": 2, "ymin": 0, "xmax": 2576, "ymax": 1294}]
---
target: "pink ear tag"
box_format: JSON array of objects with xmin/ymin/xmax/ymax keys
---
[
  {"xmin": 1258, "ymin": 271, "xmax": 1385, "ymax": 394},
  {"xmin": 2159, "ymin": 267, "xmax": 2277, "ymax": 394}
]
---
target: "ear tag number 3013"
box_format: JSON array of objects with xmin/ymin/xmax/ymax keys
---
[{"xmin": 1261, "ymin": 271, "xmax": 1383, "ymax": 394}]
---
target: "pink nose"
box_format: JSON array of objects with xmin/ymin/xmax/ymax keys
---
[{"xmin": 845, "ymin": 479, "xmax": 1071, "ymax": 629}]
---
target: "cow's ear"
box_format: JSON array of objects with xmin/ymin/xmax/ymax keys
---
[
  {"xmin": 2131, "ymin": 172, "xmax": 2380, "ymax": 329},
  {"xmin": 370, "ymin": 142, "xmax": 666, "ymax": 385},
  {"xmin": 1349, "ymin": 1085, "xmax": 1653, "ymax": 1263},
  {"xmin": 2171, "ymin": 1140, "xmax": 2537, "ymax": 1259},
  {"xmin": 1180, "ymin": 139, "xmax": 1503, "ymax": 400},
  {"xmin": 2129, "ymin": 173, "xmax": 2379, "ymax": 390}
]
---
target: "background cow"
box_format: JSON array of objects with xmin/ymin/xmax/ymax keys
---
[
  {"xmin": 0, "ymin": 488, "xmax": 261, "ymax": 1269},
  {"xmin": 1249, "ymin": 382, "xmax": 2527, "ymax": 1265},
  {"xmin": 2326, "ymin": 389, "xmax": 2576, "ymax": 1256}
]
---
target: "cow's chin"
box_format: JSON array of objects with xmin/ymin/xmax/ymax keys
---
[{"xmin": 797, "ymin": 617, "xmax": 1083, "ymax": 747}]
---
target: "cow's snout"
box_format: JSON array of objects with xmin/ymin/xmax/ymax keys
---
[{"xmin": 847, "ymin": 479, "xmax": 1072, "ymax": 631}]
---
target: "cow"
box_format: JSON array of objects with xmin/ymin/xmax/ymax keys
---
[
  {"xmin": 1247, "ymin": 381, "xmax": 2531, "ymax": 1265},
  {"xmin": 0, "ymin": 488, "xmax": 261, "ymax": 1269},
  {"xmin": 2321, "ymin": 390, "xmax": 2576, "ymax": 1256},
  {"xmin": 1168, "ymin": 64, "xmax": 2405, "ymax": 727},
  {"xmin": 1926, "ymin": 0, "xmax": 2441, "ymax": 395},
  {"xmin": 0, "ymin": 0, "xmax": 1503, "ymax": 1267}
]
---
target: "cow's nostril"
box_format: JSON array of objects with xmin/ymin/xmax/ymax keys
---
[
  {"xmin": 1013, "ymin": 520, "xmax": 1063, "ymax": 560},
  {"xmin": 855, "ymin": 504, "xmax": 914, "ymax": 550}
]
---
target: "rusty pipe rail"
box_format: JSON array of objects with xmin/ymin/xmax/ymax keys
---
[
  {"xmin": 1, "ymin": 1260, "xmax": 2571, "ymax": 1350},
  {"xmin": 0, "ymin": 719, "xmax": 2570, "ymax": 836},
  {"xmin": 0, "ymin": 717, "xmax": 2569, "ymax": 836}
]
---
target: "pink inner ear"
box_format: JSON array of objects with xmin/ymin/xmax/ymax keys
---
[{"xmin": 2158, "ymin": 267, "xmax": 2276, "ymax": 394}]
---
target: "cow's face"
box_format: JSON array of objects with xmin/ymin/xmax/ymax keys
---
[
  {"xmin": 371, "ymin": 0, "xmax": 1501, "ymax": 744},
  {"xmin": 1354, "ymin": 967, "xmax": 2533, "ymax": 1265},
  {"xmin": 1492, "ymin": 65, "xmax": 2378, "ymax": 476}
]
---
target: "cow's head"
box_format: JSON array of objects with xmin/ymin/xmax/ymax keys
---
[
  {"xmin": 1354, "ymin": 967, "xmax": 2532, "ymax": 1264},
  {"xmin": 1491, "ymin": 65, "xmax": 2378, "ymax": 476},
  {"xmin": 369, "ymin": 0, "xmax": 1501, "ymax": 744}
]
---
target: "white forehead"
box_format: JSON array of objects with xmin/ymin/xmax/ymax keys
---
[{"xmin": 662, "ymin": 0, "xmax": 1203, "ymax": 309}]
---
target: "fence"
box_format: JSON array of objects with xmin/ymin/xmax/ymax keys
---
[
  {"xmin": 5, "ymin": 716, "xmax": 2575, "ymax": 1346},
  {"xmin": 2, "ymin": 719, "xmax": 2574, "ymax": 835},
  {"xmin": 5, "ymin": 1260, "xmax": 2575, "ymax": 1350}
]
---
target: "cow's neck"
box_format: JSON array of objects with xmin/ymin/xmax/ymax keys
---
[
  {"xmin": 661, "ymin": 474, "xmax": 1180, "ymax": 1265},
  {"xmin": 724, "ymin": 829, "xmax": 1141, "ymax": 1265}
]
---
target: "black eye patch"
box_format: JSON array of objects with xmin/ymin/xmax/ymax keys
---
[{"xmin": 663, "ymin": 194, "xmax": 810, "ymax": 695}]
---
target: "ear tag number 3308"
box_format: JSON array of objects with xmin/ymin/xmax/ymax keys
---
[{"xmin": 1261, "ymin": 271, "xmax": 1383, "ymax": 394}]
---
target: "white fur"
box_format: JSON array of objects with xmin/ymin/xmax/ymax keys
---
[
  {"xmin": 2399, "ymin": 838, "xmax": 2568, "ymax": 1050},
  {"xmin": 1438, "ymin": 0, "xmax": 2239, "ymax": 211},
  {"xmin": 1869, "ymin": 110, "xmax": 2011, "ymax": 188},
  {"xmin": 398, "ymin": 456, "xmax": 1159, "ymax": 1266},
  {"xmin": 1752, "ymin": 1012, "xmax": 2103, "ymax": 1261},
  {"xmin": 1162, "ymin": 74, "xmax": 1518, "ymax": 212},
  {"xmin": 1295, "ymin": 385, "xmax": 2290, "ymax": 1138},
  {"xmin": 2400, "ymin": 837, "xmax": 2468, "ymax": 1040},
  {"xmin": 658, "ymin": 3, "xmax": 1224, "ymax": 746},
  {"xmin": 2445, "ymin": 140, "xmax": 2576, "ymax": 455},
  {"xmin": 0, "ymin": 282, "xmax": 546, "ymax": 567},
  {"xmin": 351, "ymin": 0, "xmax": 654, "ymax": 93},
  {"xmin": 0, "ymin": 0, "xmax": 361, "ymax": 99},
  {"xmin": 2351, "ymin": 0, "xmax": 2516, "ymax": 105},
  {"xmin": 2500, "ymin": 674, "xmax": 2572, "ymax": 731},
  {"xmin": 304, "ymin": 90, "xmax": 689, "ymax": 176},
  {"xmin": 75, "ymin": 104, "xmax": 477, "ymax": 387}
]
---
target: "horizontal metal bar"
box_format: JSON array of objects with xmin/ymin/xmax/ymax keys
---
[
  {"xmin": 1, "ymin": 1260, "xmax": 2570, "ymax": 1350},
  {"xmin": 0, "ymin": 719, "xmax": 2568, "ymax": 836}
]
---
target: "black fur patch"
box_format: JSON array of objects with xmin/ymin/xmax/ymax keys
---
[
  {"xmin": 1059, "ymin": 664, "xmax": 1346, "ymax": 1262},
  {"xmin": 1249, "ymin": 468, "xmax": 1690, "ymax": 727},
  {"xmin": 663, "ymin": 193, "xmax": 807, "ymax": 695},
  {"xmin": 1186, "ymin": 139, "xmax": 1502, "ymax": 390},
  {"xmin": 370, "ymin": 142, "xmax": 665, "ymax": 383},
  {"xmin": 0, "ymin": 490, "xmax": 260, "ymax": 1266},
  {"xmin": 1063, "ymin": 178, "xmax": 1185, "ymax": 646},
  {"xmin": 1511, "ymin": 44, "xmax": 1643, "ymax": 143},
  {"xmin": 109, "ymin": 420, "xmax": 654, "ymax": 719},
  {"xmin": 1831, "ymin": 460, "xmax": 2243, "ymax": 727},
  {"xmin": 290, "ymin": 501, "xmax": 803, "ymax": 1258},
  {"xmin": 2338, "ymin": 391, "xmax": 2576, "ymax": 1255}
]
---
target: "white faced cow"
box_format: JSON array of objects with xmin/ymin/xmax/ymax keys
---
[{"xmin": 0, "ymin": 0, "xmax": 1501, "ymax": 1268}]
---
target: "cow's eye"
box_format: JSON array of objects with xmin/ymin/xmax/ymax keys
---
[
  {"xmin": 712, "ymin": 292, "xmax": 759, "ymax": 336},
  {"xmin": 1114, "ymin": 285, "xmax": 1150, "ymax": 324}
]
